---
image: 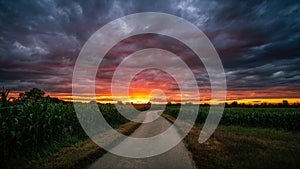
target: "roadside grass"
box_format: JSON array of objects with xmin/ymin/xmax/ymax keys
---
[
  {"xmin": 10, "ymin": 135, "xmax": 86, "ymax": 168},
  {"xmin": 163, "ymin": 114, "xmax": 300, "ymax": 169},
  {"xmin": 21, "ymin": 121, "xmax": 141, "ymax": 169}
]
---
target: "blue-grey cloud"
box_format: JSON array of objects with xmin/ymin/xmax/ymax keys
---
[{"xmin": 0, "ymin": 0, "xmax": 299, "ymax": 97}]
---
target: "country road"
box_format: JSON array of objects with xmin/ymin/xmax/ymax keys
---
[{"xmin": 87, "ymin": 110, "xmax": 197, "ymax": 169}]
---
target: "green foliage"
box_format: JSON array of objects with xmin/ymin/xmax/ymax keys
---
[
  {"xmin": 164, "ymin": 106, "xmax": 300, "ymax": 131},
  {"xmin": 0, "ymin": 88, "xmax": 134, "ymax": 168},
  {"xmin": 220, "ymin": 108, "xmax": 300, "ymax": 130},
  {"xmin": 0, "ymin": 87, "xmax": 11, "ymax": 106},
  {"xmin": 1, "ymin": 100, "xmax": 79, "ymax": 166},
  {"xmin": 19, "ymin": 88, "xmax": 45, "ymax": 101}
]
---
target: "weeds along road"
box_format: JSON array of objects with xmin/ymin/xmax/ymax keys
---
[{"xmin": 87, "ymin": 110, "xmax": 197, "ymax": 169}]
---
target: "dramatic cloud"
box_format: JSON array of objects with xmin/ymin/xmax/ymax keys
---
[{"xmin": 0, "ymin": 0, "xmax": 299, "ymax": 101}]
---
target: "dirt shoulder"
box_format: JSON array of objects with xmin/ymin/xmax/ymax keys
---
[{"xmin": 22, "ymin": 121, "xmax": 141, "ymax": 169}]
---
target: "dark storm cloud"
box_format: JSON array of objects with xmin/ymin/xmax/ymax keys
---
[
  {"xmin": 0, "ymin": 0, "xmax": 299, "ymax": 96},
  {"xmin": 168, "ymin": 0, "xmax": 300, "ymax": 91},
  {"xmin": 0, "ymin": 0, "xmax": 120, "ymax": 91}
]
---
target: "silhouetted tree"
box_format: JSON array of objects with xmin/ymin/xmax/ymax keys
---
[
  {"xmin": 19, "ymin": 88, "xmax": 45, "ymax": 101},
  {"xmin": 230, "ymin": 101, "xmax": 238, "ymax": 107}
]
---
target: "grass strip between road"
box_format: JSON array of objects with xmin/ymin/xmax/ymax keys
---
[{"xmin": 22, "ymin": 121, "xmax": 141, "ymax": 169}]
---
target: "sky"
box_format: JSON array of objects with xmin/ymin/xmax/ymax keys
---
[{"xmin": 0, "ymin": 0, "xmax": 300, "ymax": 104}]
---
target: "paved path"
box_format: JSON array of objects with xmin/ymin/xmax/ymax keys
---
[{"xmin": 88, "ymin": 110, "xmax": 197, "ymax": 169}]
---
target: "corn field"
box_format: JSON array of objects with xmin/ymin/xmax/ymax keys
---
[
  {"xmin": 165, "ymin": 106, "xmax": 300, "ymax": 131},
  {"xmin": 0, "ymin": 98, "xmax": 130, "ymax": 167}
]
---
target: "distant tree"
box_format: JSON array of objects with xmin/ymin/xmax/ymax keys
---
[
  {"xmin": 282, "ymin": 100, "xmax": 288, "ymax": 106},
  {"xmin": 45, "ymin": 95, "xmax": 61, "ymax": 103},
  {"xmin": 260, "ymin": 102, "xmax": 267, "ymax": 107},
  {"xmin": 230, "ymin": 101, "xmax": 238, "ymax": 107},
  {"xmin": 19, "ymin": 88, "xmax": 45, "ymax": 101},
  {"xmin": 26, "ymin": 88, "xmax": 45, "ymax": 100}
]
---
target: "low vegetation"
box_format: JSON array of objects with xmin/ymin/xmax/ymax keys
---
[
  {"xmin": 23, "ymin": 120, "xmax": 141, "ymax": 169},
  {"xmin": 164, "ymin": 104, "xmax": 300, "ymax": 168},
  {"xmin": 0, "ymin": 87, "xmax": 137, "ymax": 168},
  {"xmin": 163, "ymin": 114, "xmax": 300, "ymax": 169},
  {"xmin": 165, "ymin": 105, "xmax": 300, "ymax": 131}
]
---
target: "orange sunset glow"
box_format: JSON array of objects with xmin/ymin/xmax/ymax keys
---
[{"xmin": 7, "ymin": 83, "xmax": 300, "ymax": 105}]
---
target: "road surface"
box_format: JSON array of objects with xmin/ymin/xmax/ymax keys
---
[{"xmin": 87, "ymin": 110, "xmax": 197, "ymax": 169}]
